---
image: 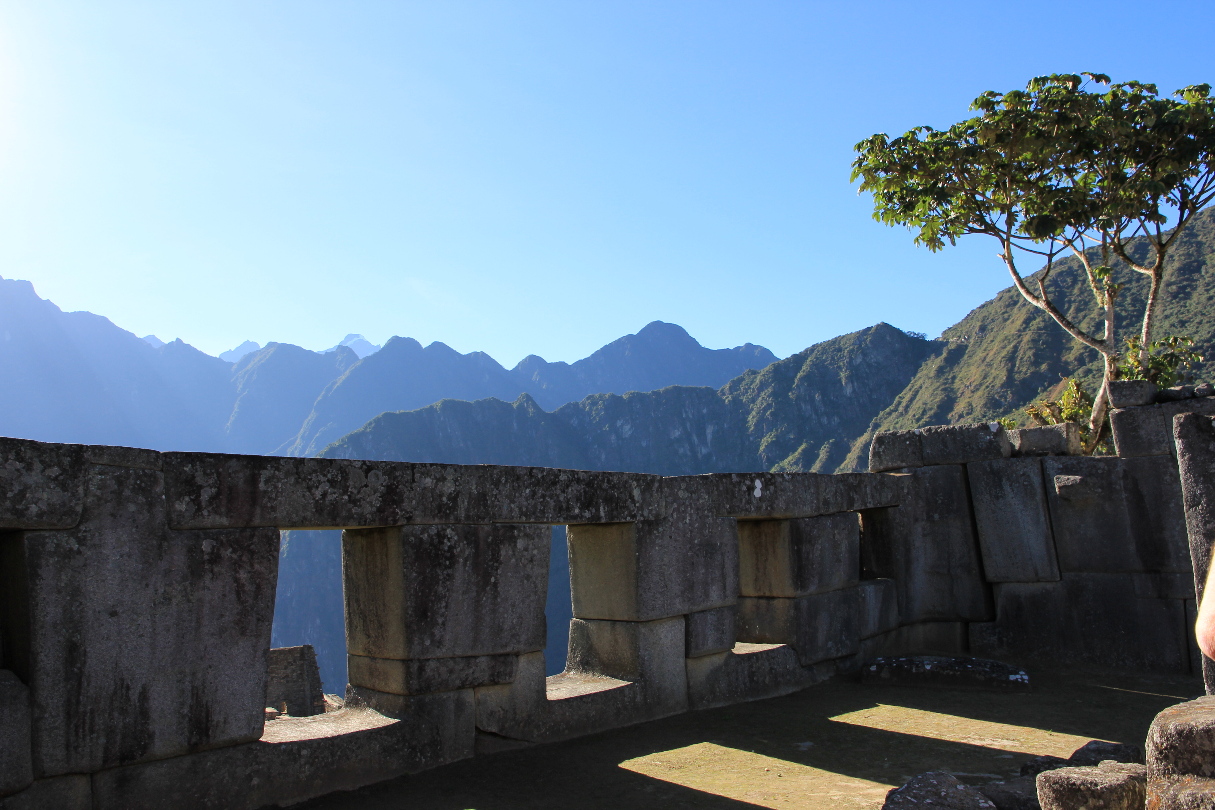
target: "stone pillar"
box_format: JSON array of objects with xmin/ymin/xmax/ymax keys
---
[
  {"xmin": 1173, "ymin": 413, "xmax": 1215, "ymax": 692},
  {"xmin": 8, "ymin": 463, "xmax": 279, "ymax": 777}
]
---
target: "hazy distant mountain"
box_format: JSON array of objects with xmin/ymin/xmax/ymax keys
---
[
  {"xmin": 142, "ymin": 334, "xmax": 166, "ymax": 348},
  {"xmin": 322, "ymin": 333, "xmax": 381, "ymax": 359},
  {"xmin": 0, "ymin": 277, "xmax": 782, "ymax": 457},
  {"xmin": 220, "ymin": 340, "xmax": 262, "ymax": 363}
]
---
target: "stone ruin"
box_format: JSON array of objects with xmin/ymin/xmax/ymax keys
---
[{"xmin": 0, "ymin": 384, "xmax": 1213, "ymax": 808}]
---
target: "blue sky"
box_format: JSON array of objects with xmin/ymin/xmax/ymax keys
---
[{"xmin": 0, "ymin": 1, "xmax": 1211, "ymax": 365}]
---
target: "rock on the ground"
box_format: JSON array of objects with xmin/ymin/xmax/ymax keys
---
[
  {"xmin": 1035, "ymin": 761, "xmax": 1145, "ymax": 809},
  {"xmin": 883, "ymin": 772, "xmax": 997, "ymax": 809},
  {"xmin": 862, "ymin": 656, "xmax": 1030, "ymax": 691},
  {"xmin": 975, "ymin": 775, "xmax": 1039, "ymax": 809}
]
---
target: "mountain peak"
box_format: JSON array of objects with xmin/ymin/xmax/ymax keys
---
[{"xmin": 220, "ymin": 340, "xmax": 262, "ymax": 364}]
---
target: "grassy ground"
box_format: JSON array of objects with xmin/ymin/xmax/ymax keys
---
[{"xmin": 296, "ymin": 664, "xmax": 1203, "ymax": 809}]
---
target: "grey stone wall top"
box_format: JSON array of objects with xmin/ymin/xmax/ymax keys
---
[
  {"xmin": 870, "ymin": 423, "xmax": 1012, "ymax": 472},
  {"xmin": 0, "ymin": 437, "xmax": 84, "ymax": 530}
]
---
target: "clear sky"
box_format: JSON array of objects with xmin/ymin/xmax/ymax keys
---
[{"xmin": 0, "ymin": 1, "xmax": 1211, "ymax": 365}]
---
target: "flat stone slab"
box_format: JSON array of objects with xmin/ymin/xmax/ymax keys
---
[
  {"xmin": 1036, "ymin": 761, "xmax": 1146, "ymax": 810},
  {"xmin": 861, "ymin": 656, "xmax": 1029, "ymax": 691}
]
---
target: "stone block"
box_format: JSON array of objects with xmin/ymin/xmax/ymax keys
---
[
  {"xmin": 1148, "ymin": 695, "xmax": 1215, "ymax": 780},
  {"xmin": 685, "ymin": 643, "xmax": 830, "ymax": 711},
  {"xmin": 568, "ymin": 513, "xmax": 738, "ymax": 622},
  {"xmin": 870, "ymin": 430, "xmax": 923, "ymax": 473},
  {"xmin": 1133, "ymin": 573, "xmax": 1196, "ymax": 600},
  {"xmin": 347, "ymin": 653, "xmax": 516, "ymax": 696},
  {"xmin": 1146, "ymin": 775, "xmax": 1215, "ymax": 809},
  {"xmin": 83, "ymin": 445, "xmax": 163, "ymax": 470},
  {"xmin": 0, "ymin": 671, "xmax": 31, "ymax": 797},
  {"xmin": 1108, "ymin": 379, "xmax": 1159, "ymax": 408},
  {"xmin": 1043, "ymin": 457, "xmax": 1141, "ymax": 573},
  {"xmin": 737, "ymin": 588, "xmax": 859, "ymax": 666},
  {"xmin": 0, "ymin": 438, "xmax": 83, "ymax": 530},
  {"xmin": 919, "ymin": 422, "xmax": 1012, "ymax": 466},
  {"xmin": 343, "ymin": 523, "xmax": 548, "ymax": 660},
  {"xmin": 685, "ymin": 606, "xmax": 737, "ymax": 658},
  {"xmin": 93, "ymin": 700, "xmax": 473, "ymax": 810},
  {"xmin": 17, "ymin": 465, "xmax": 279, "ymax": 777},
  {"xmin": 970, "ymin": 575, "xmax": 1189, "ymax": 671},
  {"xmin": 857, "ymin": 578, "xmax": 899, "ymax": 639},
  {"xmin": 1112, "ymin": 396, "xmax": 1215, "ymax": 458},
  {"xmin": 737, "ymin": 513, "xmax": 860, "ymax": 598},
  {"xmin": 476, "ymin": 649, "xmax": 680, "ymax": 744},
  {"xmin": 974, "ymin": 776, "xmax": 1037, "ymax": 810},
  {"xmin": 266, "ymin": 645, "xmax": 324, "ymax": 717},
  {"xmin": 1122, "ymin": 455, "xmax": 1193, "ymax": 573},
  {"xmin": 701, "ymin": 471, "xmax": 905, "ymax": 519},
  {"xmin": 0, "ymin": 776, "xmax": 89, "ymax": 810},
  {"xmin": 1174, "ymin": 413, "xmax": 1215, "ymax": 692},
  {"xmin": 860, "ymin": 622, "xmax": 970, "ymax": 662},
  {"xmin": 1009, "ymin": 423, "xmax": 1082, "ymax": 456},
  {"xmin": 967, "ymin": 458, "xmax": 1060, "ymax": 582},
  {"xmin": 1036, "ymin": 762, "xmax": 1146, "ymax": 810},
  {"xmin": 566, "ymin": 617, "xmax": 687, "ymax": 712},
  {"xmin": 861, "ymin": 464, "xmax": 991, "ymax": 623}
]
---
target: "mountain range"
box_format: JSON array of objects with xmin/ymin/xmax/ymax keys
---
[{"xmin": 0, "ymin": 277, "xmax": 778, "ymax": 456}]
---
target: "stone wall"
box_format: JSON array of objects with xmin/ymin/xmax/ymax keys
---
[{"xmin": 0, "ymin": 414, "xmax": 1205, "ymax": 809}]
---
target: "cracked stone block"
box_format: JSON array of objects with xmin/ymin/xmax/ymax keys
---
[
  {"xmin": 858, "ymin": 578, "xmax": 899, "ymax": 639},
  {"xmin": 1008, "ymin": 423, "xmax": 1081, "ymax": 456},
  {"xmin": 344, "ymin": 523, "xmax": 548, "ymax": 661},
  {"xmin": 686, "ymin": 643, "xmax": 830, "ymax": 711},
  {"xmin": 1112, "ymin": 396, "xmax": 1215, "ymax": 458},
  {"xmin": 347, "ymin": 654, "xmax": 517, "ymax": 696},
  {"xmin": 967, "ymin": 457, "xmax": 1060, "ymax": 582},
  {"xmin": 738, "ymin": 513, "xmax": 860, "ymax": 598},
  {"xmin": 919, "ymin": 423, "xmax": 1012, "ymax": 467}
]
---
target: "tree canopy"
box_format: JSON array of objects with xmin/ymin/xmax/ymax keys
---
[{"xmin": 852, "ymin": 73, "xmax": 1215, "ymax": 449}]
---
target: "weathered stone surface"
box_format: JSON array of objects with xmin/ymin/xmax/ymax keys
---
[
  {"xmin": 1174, "ymin": 414, "xmax": 1215, "ymax": 693},
  {"xmin": 737, "ymin": 513, "xmax": 860, "ymax": 598},
  {"xmin": 476, "ymin": 647, "xmax": 681, "ymax": 744},
  {"xmin": 267, "ymin": 645, "xmax": 324, "ymax": 717},
  {"xmin": 1146, "ymin": 775, "xmax": 1215, "ymax": 809},
  {"xmin": 870, "ymin": 430, "xmax": 923, "ymax": 473},
  {"xmin": 974, "ymin": 776, "xmax": 1038, "ymax": 810},
  {"xmin": 861, "ymin": 465, "xmax": 991, "ymax": 623},
  {"xmin": 920, "ymin": 423, "xmax": 1013, "ymax": 467},
  {"xmin": 0, "ymin": 775, "xmax": 89, "ymax": 810},
  {"xmin": 93, "ymin": 701, "xmax": 472, "ymax": 810},
  {"xmin": 1108, "ymin": 380, "xmax": 1159, "ymax": 409},
  {"xmin": 1009, "ymin": 423, "xmax": 1082, "ymax": 457},
  {"xmin": 1036, "ymin": 762, "xmax": 1146, "ymax": 810},
  {"xmin": 1161, "ymin": 386, "xmax": 1198, "ymax": 402},
  {"xmin": 344, "ymin": 523, "xmax": 547, "ymax": 660},
  {"xmin": 347, "ymin": 653, "xmax": 517, "ymax": 696},
  {"xmin": 1133, "ymin": 573, "xmax": 1196, "ymax": 600},
  {"xmin": 882, "ymin": 771, "xmax": 996, "ymax": 808},
  {"xmin": 1069, "ymin": 740, "xmax": 1143, "ymax": 765},
  {"xmin": 1122, "ymin": 455, "xmax": 1193, "ymax": 574},
  {"xmin": 686, "ymin": 643, "xmax": 830, "ymax": 711},
  {"xmin": 1044, "ymin": 457, "xmax": 1164, "ymax": 573},
  {"xmin": 1112, "ymin": 396, "xmax": 1215, "ymax": 458},
  {"xmin": 970, "ymin": 575, "xmax": 1189, "ymax": 671},
  {"xmin": 0, "ymin": 438, "xmax": 83, "ymax": 530},
  {"xmin": 685, "ymin": 606, "xmax": 737, "ymax": 658},
  {"xmin": 967, "ymin": 458, "xmax": 1060, "ymax": 582},
  {"xmin": 0, "ymin": 671, "xmax": 32, "ymax": 797},
  {"xmin": 83, "ymin": 445, "xmax": 163, "ymax": 470},
  {"xmin": 567, "ymin": 617, "xmax": 687, "ymax": 707},
  {"xmin": 858, "ymin": 578, "xmax": 899, "ymax": 639},
  {"xmin": 737, "ymin": 588, "xmax": 859, "ymax": 666},
  {"xmin": 19, "ymin": 465, "xmax": 278, "ymax": 776},
  {"xmin": 703, "ymin": 471, "xmax": 904, "ymax": 520},
  {"xmin": 861, "ymin": 655, "xmax": 1029, "ymax": 691},
  {"xmin": 568, "ymin": 512, "xmax": 738, "ymax": 622},
  {"xmin": 859, "ymin": 622, "xmax": 971, "ymax": 662},
  {"xmin": 1148, "ymin": 696, "xmax": 1215, "ymax": 779},
  {"xmin": 163, "ymin": 452, "xmax": 666, "ymax": 530}
]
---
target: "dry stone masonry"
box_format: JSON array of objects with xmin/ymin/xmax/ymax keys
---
[{"xmin": 2, "ymin": 390, "xmax": 1215, "ymax": 808}]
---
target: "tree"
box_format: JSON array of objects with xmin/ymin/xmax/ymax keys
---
[{"xmin": 851, "ymin": 73, "xmax": 1215, "ymax": 451}]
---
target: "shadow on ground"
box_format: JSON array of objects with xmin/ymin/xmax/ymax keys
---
[{"xmin": 294, "ymin": 664, "xmax": 1203, "ymax": 810}]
